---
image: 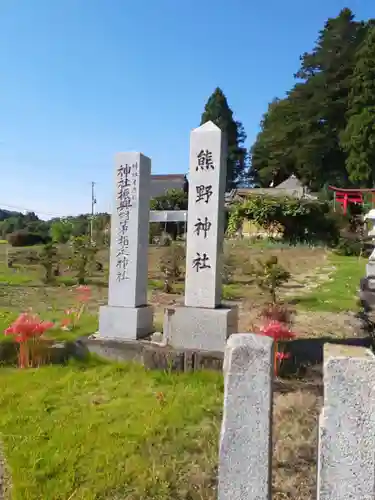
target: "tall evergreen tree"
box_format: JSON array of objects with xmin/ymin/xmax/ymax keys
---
[
  {"xmin": 293, "ymin": 8, "xmax": 366, "ymax": 188},
  {"xmin": 250, "ymin": 98, "xmax": 301, "ymax": 187},
  {"xmin": 200, "ymin": 88, "xmax": 248, "ymax": 190},
  {"xmin": 251, "ymin": 8, "xmax": 368, "ymax": 190},
  {"xmin": 341, "ymin": 26, "xmax": 375, "ymax": 186}
]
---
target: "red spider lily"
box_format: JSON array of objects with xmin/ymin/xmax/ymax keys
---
[
  {"xmin": 258, "ymin": 320, "xmax": 295, "ymax": 376},
  {"xmin": 4, "ymin": 312, "xmax": 54, "ymax": 368},
  {"xmin": 5, "ymin": 312, "xmax": 54, "ymax": 342},
  {"xmin": 60, "ymin": 286, "xmax": 91, "ymax": 331},
  {"xmin": 75, "ymin": 285, "xmax": 91, "ymax": 302},
  {"xmin": 259, "ymin": 320, "xmax": 296, "ymax": 342},
  {"xmin": 60, "ymin": 309, "xmax": 74, "ymax": 329},
  {"xmin": 276, "ymin": 352, "xmax": 291, "ymax": 360}
]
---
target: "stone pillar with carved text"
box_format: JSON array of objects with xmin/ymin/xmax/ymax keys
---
[
  {"xmin": 185, "ymin": 121, "xmax": 226, "ymax": 308},
  {"xmin": 98, "ymin": 152, "xmax": 153, "ymax": 340},
  {"xmin": 163, "ymin": 122, "xmax": 238, "ymax": 352}
]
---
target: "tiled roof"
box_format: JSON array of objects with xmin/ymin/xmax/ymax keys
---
[
  {"xmin": 152, "ymin": 174, "xmax": 186, "ymax": 181},
  {"xmin": 275, "ymin": 174, "xmax": 304, "ymax": 190},
  {"xmin": 150, "ymin": 174, "xmax": 186, "ymax": 198}
]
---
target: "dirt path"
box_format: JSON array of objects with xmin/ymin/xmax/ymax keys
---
[{"xmin": 281, "ymin": 254, "xmax": 336, "ymax": 298}]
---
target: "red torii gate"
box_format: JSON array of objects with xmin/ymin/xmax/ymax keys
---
[{"xmin": 329, "ymin": 186, "xmax": 375, "ymax": 215}]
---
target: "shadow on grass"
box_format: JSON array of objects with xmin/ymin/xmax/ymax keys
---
[
  {"xmin": 0, "ymin": 340, "xmax": 112, "ymax": 369},
  {"xmin": 283, "ymin": 283, "xmax": 305, "ymax": 290},
  {"xmin": 148, "ymin": 279, "xmax": 184, "ymax": 294},
  {"xmin": 66, "ymin": 351, "xmax": 114, "ymax": 368}
]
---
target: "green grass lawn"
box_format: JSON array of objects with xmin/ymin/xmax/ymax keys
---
[
  {"xmin": 292, "ymin": 254, "xmax": 365, "ymax": 312},
  {"xmin": 0, "ymin": 360, "xmax": 222, "ymax": 500},
  {"xmin": 0, "ymin": 311, "xmax": 98, "ymax": 343}
]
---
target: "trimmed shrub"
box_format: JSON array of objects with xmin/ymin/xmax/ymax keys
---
[{"xmin": 7, "ymin": 230, "xmax": 49, "ymax": 247}]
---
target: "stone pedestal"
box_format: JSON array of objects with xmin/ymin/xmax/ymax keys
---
[
  {"xmin": 163, "ymin": 305, "xmax": 238, "ymax": 352},
  {"xmin": 99, "ymin": 305, "xmax": 153, "ymax": 340}
]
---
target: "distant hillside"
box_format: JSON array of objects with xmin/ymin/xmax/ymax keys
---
[
  {"xmin": 0, "ymin": 208, "xmax": 26, "ymax": 221},
  {"xmin": 0, "ymin": 187, "xmax": 187, "ymax": 246}
]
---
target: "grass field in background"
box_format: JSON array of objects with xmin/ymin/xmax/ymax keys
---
[
  {"xmin": 293, "ymin": 254, "xmax": 365, "ymax": 312},
  {"xmin": 0, "ymin": 242, "xmax": 367, "ymax": 342},
  {"xmin": 0, "ymin": 241, "xmax": 334, "ymax": 341}
]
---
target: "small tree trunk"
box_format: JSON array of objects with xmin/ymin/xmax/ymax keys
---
[{"xmin": 45, "ymin": 267, "xmax": 52, "ymax": 283}]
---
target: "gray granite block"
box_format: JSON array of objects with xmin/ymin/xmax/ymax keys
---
[
  {"xmin": 317, "ymin": 344, "xmax": 375, "ymax": 500},
  {"xmin": 163, "ymin": 305, "xmax": 238, "ymax": 352},
  {"xmin": 366, "ymin": 260, "xmax": 375, "ymax": 277},
  {"xmin": 218, "ymin": 333, "xmax": 274, "ymax": 500},
  {"xmin": 83, "ymin": 337, "xmax": 225, "ymax": 372},
  {"xmin": 98, "ymin": 304, "xmax": 153, "ymax": 340}
]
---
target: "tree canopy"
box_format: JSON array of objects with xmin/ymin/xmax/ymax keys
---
[
  {"xmin": 201, "ymin": 88, "xmax": 248, "ymax": 190},
  {"xmin": 341, "ymin": 25, "xmax": 375, "ymax": 185},
  {"xmin": 251, "ymin": 8, "xmax": 374, "ymax": 190}
]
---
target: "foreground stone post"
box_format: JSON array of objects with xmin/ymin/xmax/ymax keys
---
[
  {"xmin": 164, "ymin": 122, "xmax": 238, "ymax": 351},
  {"xmin": 218, "ymin": 334, "xmax": 274, "ymax": 500},
  {"xmin": 98, "ymin": 152, "xmax": 153, "ymax": 339},
  {"xmin": 364, "ymin": 208, "xmax": 375, "ymax": 276},
  {"xmin": 317, "ymin": 345, "xmax": 375, "ymax": 500}
]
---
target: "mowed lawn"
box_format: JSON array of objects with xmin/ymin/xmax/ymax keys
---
[
  {"xmin": 0, "ymin": 361, "xmax": 223, "ymax": 500},
  {"xmin": 0, "ymin": 360, "xmax": 323, "ymax": 500}
]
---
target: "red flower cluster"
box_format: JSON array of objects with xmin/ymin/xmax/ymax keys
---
[
  {"xmin": 61, "ymin": 286, "xmax": 91, "ymax": 330},
  {"xmin": 60, "ymin": 310, "xmax": 73, "ymax": 328},
  {"xmin": 76, "ymin": 285, "xmax": 91, "ymax": 303},
  {"xmin": 5, "ymin": 312, "xmax": 54, "ymax": 343},
  {"xmin": 4, "ymin": 311, "xmax": 54, "ymax": 368},
  {"xmin": 276, "ymin": 352, "xmax": 291, "ymax": 361},
  {"xmin": 259, "ymin": 320, "xmax": 296, "ymax": 342},
  {"xmin": 258, "ymin": 320, "xmax": 296, "ymax": 376}
]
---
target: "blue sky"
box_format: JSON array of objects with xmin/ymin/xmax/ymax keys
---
[{"xmin": 0, "ymin": 0, "xmax": 372, "ymax": 218}]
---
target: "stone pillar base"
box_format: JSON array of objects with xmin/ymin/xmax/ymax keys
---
[
  {"xmin": 98, "ymin": 305, "xmax": 153, "ymax": 341},
  {"xmin": 163, "ymin": 305, "xmax": 238, "ymax": 352}
]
